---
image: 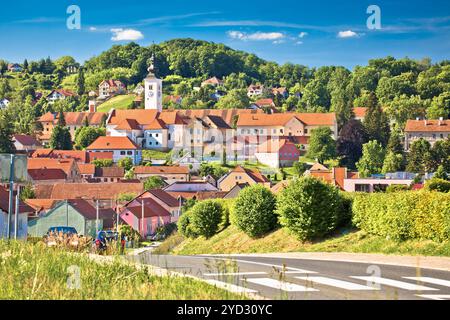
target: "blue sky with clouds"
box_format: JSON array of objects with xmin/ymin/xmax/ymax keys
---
[{"xmin": 1, "ymin": 0, "xmax": 449, "ymax": 69}]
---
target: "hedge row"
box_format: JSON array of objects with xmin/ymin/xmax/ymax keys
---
[{"xmin": 352, "ymin": 191, "xmax": 450, "ymax": 241}]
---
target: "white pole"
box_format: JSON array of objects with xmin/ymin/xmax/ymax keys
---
[{"xmin": 141, "ymin": 199, "xmax": 144, "ymax": 238}]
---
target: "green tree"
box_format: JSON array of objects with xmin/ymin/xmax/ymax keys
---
[
  {"xmin": 382, "ymin": 151, "xmax": 404, "ymax": 174},
  {"xmin": 277, "ymin": 177, "xmax": 346, "ymax": 241},
  {"xmin": 293, "ymin": 161, "xmax": 307, "ymax": 176},
  {"xmin": 118, "ymin": 157, "xmax": 133, "ymax": 171},
  {"xmin": 0, "ymin": 109, "xmax": 15, "ymax": 153},
  {"xmin": 215, "ymin": 89, "xmax": 249, "ymax": 109},
  {"xmin": 434, "ymin": 165, "xmax": 448, "ymax": 180},
  {"xmin": 188, "ymin": 200, "xmax": 224, "ymax": 238},
  {"xmin": 356, "ymin": 140, "xmax": 386, "ymax": 177},
  {"xmin": 77, "ymin": 67, "xmax": 85, "ymax": 96},
  {"xmin": 143, "ymin": 176, "xmax": 165, "ymax": 190},
  {"xmin": 91, "ymin": 159, "xmax": 113, "ymax": 167},
  {"xmin": 427, "ymin": 92, "xmax": 450, "ymax": 119},
  {"xmin": 362, "ymin": 92, "xmax": 390, "ymax": 146},
  {"xmin": 74, "ymin": 126, "xmax": 105, "ymax": 149},
  {"xmin": 233, "ymin": 184, "xmax": 277, "ymax": 238},
  {"xmin": 336, "ymin": 119, "xmax": 368, "ymax": 169},
  {"xmin": 20, "ymin": 184, "xmax": 35, "ymax": 201},
  {"xmin": 306, "ymin": 127, "xmax": 336, "ymax": 164},
  {"xmin": 406, "ymin": 138, "xmax": 433, "ymax": 174},
  {"xmin": 49, "ymin": 125, "xmax": 72, "ymax": 150}
]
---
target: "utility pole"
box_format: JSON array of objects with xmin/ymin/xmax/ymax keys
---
[
  {"xmin": 96, "ymin": 199, "xmax": 99, "ymax": 233},
  {"xmin": 7, "ymin": 154, "xmax": 14, "ymax": 240},
  {"xmin": 141, "ymin": 199, "xmax": 144, "ymax": 238},
  {"xmin": 14, "ymin": 187, "xmax": 20, "ymax": 240}
]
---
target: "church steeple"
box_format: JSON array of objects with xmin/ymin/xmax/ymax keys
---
[{"xmin": 144, "ymin": 53, "xmax": 162, "ymax": 112}]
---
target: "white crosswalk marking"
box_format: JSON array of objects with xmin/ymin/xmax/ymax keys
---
[
  {"xmin": 403, "ymin": 277, "xmax": 450, "ymax": 288},
  {"xmin": 351, "ymin": 276, "xmax": 439, "ymax": 291},
  {"xmin": 211, "ymin": 257, "xmax": 316, "ymax": 273},
  {"xmin": 245, "ymin": 278, "xmax": 319, "ymax": 292},
  {"xmin": 204, "ymin": 272, "xmax": 267, "ymax": 276},
  {"xmin": 204, "ymin": 279, "xmax": 258, "ymax": 294},
  {"xmin": 296, "ymin": 276, "xmax": 380, "ymax": 291},
  {"xmin": 417, "ymin": 294, "xmax": 450, "ymax": 300}
]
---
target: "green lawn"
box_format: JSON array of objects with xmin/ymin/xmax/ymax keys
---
[
  {"xmin": 97, "ymin": 94, "xmax": 136, "ymax": 112},
  {"xmin": 156, "ymin": 225, "xmax": 450, "ymax": 257},
  {"xmin": 0, "ymin": 240, "xmax": 246, "ymax": 300},
  {"xmin": 142, "ymin": 149, "xmax": 171, "ymax": 160}
]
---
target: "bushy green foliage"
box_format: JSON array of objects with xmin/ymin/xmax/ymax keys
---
[
  {"xmin": 306, "ymin": 127, "xmax": 336, "ymax": 164},
  {"xmin": 276, "ymin": 177, "xmax": 347, "ymax": 241},
  {"xmin": 143, "ymin": 176, "xmax": 165, "ymax": 190},
  {"xmin": 74, "ymin": 126, "xmax": 105, "ymax": 150},
  {"xmin": 188, "ymin": 200, "xmax": 224, "ymax": 238},
  {"xmin": 118, "ymin": 157, "xmax": 133, "ymax": 171},
  {"xmin": 352, "ymin": 191, "xmax": 450, "ymax": 241},
  {"xmin": 424, "ymin": 178, "xmax": 450, "ymax": 192},
  {"xmin": 386, "ymin": 184, "xmax": 410, "ymax": 193},
  {"xmin": 91, "ymin": 159, "xmax": 113, "ymax": 167},
  {"xmin": 233, "ymin": 184, "xmax": 277, "ymax": 238}
]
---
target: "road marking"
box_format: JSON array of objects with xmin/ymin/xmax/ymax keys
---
[
  {"xmin": 403, "ymin": 277, "xmax": 450, "ymax": 288},
  {"xmin": 296, "ymin": 276, "xmax": 380, "ymax": 291},
  {"xmin": 216, "ymin": 258, "xmax": 316, "ymax": 274},
  {"xmin": 204, "ymin": 272, "xmax": 267, "ymax": 276},
  {"xmin": 245, "ymin": 278, "xmax": 319, "ymax": 292},
  {"xmin": 204, "ymin": 279, "xmax": 258, "ymax": 294},
  {"xmin": 417, "ymin": 294, "xmax": 450, "ymax": 300},
  {"xmin": 351, "ymin": 276, "xmax": 439, "ymax": 291}
]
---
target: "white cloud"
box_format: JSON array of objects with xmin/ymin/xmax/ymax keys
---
[
  {"xmin": 227, "ymin": 31, "xmax": 285, "ymax": 41},
  {"xmin": 298, "ymin": 32, "xmax": 308, "ymax": 38},
  {"xmin": 110, "ymin": 28, "xmax": 144, "ymax": 41},
  {"xmin": 89, "ymin": 27, "xmax": 97, "ymax": 31},
  {"xmin": 337, "ymin": 30, "xmax": 359, "ymax": 38}
]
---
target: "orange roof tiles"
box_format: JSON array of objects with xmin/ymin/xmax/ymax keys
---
[
  {"xmin": 143, "ymin": 119, "xmax": 167, "ymax": 130},
  {"xmin": 353, "ymin": 107, "xmax": 367, "ymax": 118},
  {"xmin": 35, "ymin": 183, "xmax": 144, "ymax": 200},
  {"xmin": 405, "ymin": 119, "xmax": 450, "ymax": 132},
  {"xmin": 32, "ymin": 149, "xmax": 88, "ymax": 163},
  {"xmin": 86, "ymin": 136, "xmax": 139, "ymax": 150},
  {"xmin": 115, "ymin": 118, "xmax": 141, "ymax": 130},
  {"xmin": 108, "ymin": 109, "xmax": 159, "ymax": 126},
  {"xmin": 78, "ymin": 163, "xmax": 95, "ymax": 175},
  {"xmin": 38, "ymin": 111, "xmax": 106, "ymax": 126},
  {"xmin": 27, "ymin": 158, "xmax": 76, "ymax": 176},
  {"xmin": 134, "ymin": 165, "xmax": 189, "ymax": 175}
]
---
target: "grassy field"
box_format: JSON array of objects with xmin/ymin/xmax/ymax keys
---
[
  {"xmin": 0, "ymin": 240, "xmax": 246, "ymax": 300},
  {"xmin": 142, "ymin": 149, "xmax": 171, "ymax": 160},
  {"xmin": 156, "ymin": 225, "xmax": 450, "ymax": 257},
  {"xmin": 97, "ymin": 94, "xmax": 136, "ymax": 112}
]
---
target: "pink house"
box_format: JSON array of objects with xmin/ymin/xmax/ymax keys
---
[
  {"xmin": 120, "ymin": 197, "xmax": 171, "ymax": 238},
  {"xmin": 343, "ymin": 178, "xmax": 414, "ymax": 192}
]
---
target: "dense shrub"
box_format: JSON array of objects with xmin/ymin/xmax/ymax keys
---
[
  {"xmin": 177, "ymin": 212, "xmax": 198, "ymax": 238},
  {"xmin": 233, "ymin": 184, "xmax": 277, "ymax": 238},
  {"xmin": 424, "ymin": 178, "xmax": 450, "ymax": 192},
  {"xmin": 352, "ymin": 191, "xmax": 450, "ymax": 241},
  {"xmin": 276, "ymin": 177, "xmax": 346, "ymax": 241},
  {"xmin": 187, "ymin": 200, "xmax": 224, "ymax": 238},
  {"xmin": 386, "ymin": 184, "xmax": 410, "ymax": 193}
]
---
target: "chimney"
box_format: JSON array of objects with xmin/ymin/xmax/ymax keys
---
[
  {"xmin": 89, "ymin": 100, "xmax": 97, "ymax": 113},
  {"xmin": 424, "ymin": 119, "xmax": 427, "ymax": 126},
  {"xmin": 439, "ymin": 117, "xmax": 444, "ymax": 126},
  {"xmin": 416, "ymin": 117, "xmax": 420, "ymax": 121}
]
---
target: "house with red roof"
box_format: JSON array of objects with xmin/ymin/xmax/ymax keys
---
[
  {"xmin": 255, "ymin": 138, "xmax": 300, "ymax": 168},
  {"xmin": 13, "ymin": 134, "xmax": 41, "ymax": 152},
  {"xmin": 27, "ymin": 158, "xmax": 81, "ymax": 183},
  {"xmin": 46, "ymin": 89, "xmax": 76, "ymax": 103},
  {"xmin": 0, "ymin": 186, "xmax": 34, "ymax": 239},
  {"xmin": 247, "ymin": 84, "xmax": 265, "ymax": 97},
  {"xmin": 404, "ymin": 118, "xmax": 450, "ymax": 150},
  {"xmin": 201, "ymin": 76, "xmax": 224, "ymax": 87},
  {"xmin": 119, "ymin": 196, "xmax": 171, "ymax": 238},
  {"xmin": 86, "ymin": 136, "xmax": 142, "ymax": 165},
  {"xmin": 217, "ymin": 166, "xmax": 271, "ymax": 192},
  {"xmin": 250, "ymin": 98, "xmax": 278, "ymax": 114},
  {"xmin": 98, "ymin": 79, "xmax": 126, "ymax": 99},
  {"xmin": 134, "ymin": 165, "xmax": 189, "ymax": 184}
]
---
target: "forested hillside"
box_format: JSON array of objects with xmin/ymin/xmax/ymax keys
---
[{"xmin": 0, "ymin": 38, "xmax": 449, "ymax": 139}]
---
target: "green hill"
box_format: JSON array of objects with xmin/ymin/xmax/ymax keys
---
[{"xmin": 97, "ymin": 94, "xmax": 136, "ymax": 112}]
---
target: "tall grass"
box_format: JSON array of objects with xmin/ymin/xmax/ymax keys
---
[{"xmin": 0, "ymin": 240, "xmax": 246, "ymax": 300}]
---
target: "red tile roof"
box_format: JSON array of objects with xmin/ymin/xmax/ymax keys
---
[
  {"xmin": 38, "ymin": 112, "xmax": 106, "ymax": 126},
  {"xmin": 115, "ymin": 118, "xmax": 141, "ymax": 130},
  {"xmin": 25, "ymin": 199, "xmax": 58, "ymax": 211},
  {"xmin": 202, "ymin": 77, "xmax": 223, "ymax": 85},
  {"xmin": 255, "ymin": 98, "xmax": 275, "ymax": 106},
  {"xmin": 125, "ymin": 198, "xmax": 170, "ymax": 218},
  {"xmin": 146, "ymin": 189, "xmax": 179, "ymax": 207},
  {"xmin": 405, "ymin": 119, "xmax": 450, "ymax": 132},
  {"xmin": 143, "ymin": 119, "xmax": 167, "ymax": 130},
  {"xmin": 94, "ymin": 166, "xmax": 125, "ymax": 178},
  {"xmin": 134, "ymin": 166, "xmax": 189, "ymax": 175},
  {"xmin": 0, "ymin": 186, "xmax": 34, "ymax": 214},
  {"xmin": 13, "ymin": 134, "xmax": 40, "ymax": 146},
  {"xmin": 32, "ymin": 149, "xmax": 88, "ymax": 163},
  {"xmin": 28, "ymin": 168, "xmax": 67, "ymax": 181},
  {"xmin": 35, "ymin": 183, "xmax": 144, "ymax": 200},
  {"xmin": 353, "ymin": 107, "xmax": 367, "ymax": 118},
  {"xmin": 87, "ymin": 136, "xmax": 139, "ymax": 150},
  {"xmin": 78, "ymin": 164, "xmax": 96, "ymax": 175},
  {"xmin": 232, "ymin": 166, "xmax": 269, "ymax": 183},
  {"xmin": 27, "ymin": 158, "xmax": 76, "ymax": 176}
]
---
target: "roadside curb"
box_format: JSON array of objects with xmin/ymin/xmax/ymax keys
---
[{"xmin": 199, "ymin": 252, "xmax": 450, "ymax": 272}]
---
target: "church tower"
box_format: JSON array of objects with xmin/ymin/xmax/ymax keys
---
[{"xmin": 144, "ymin": 54, "xmax": 162, "ymax": 112}]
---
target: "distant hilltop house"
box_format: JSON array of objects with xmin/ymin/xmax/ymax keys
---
[
  {"xmin": 271, "ymin": 87, "xmax": 288, "ymax": 98},
  {"xmin": 46, "ymin": 89, "xmax": 76, "ymax": 102},
  {"xmin": 0, "ymin": 98, "xmax": 10, "ymax": 109},
  {"xmin": 353, "ymin": 107, "xmax": 367, "ymax": 122},
  {"xmin": 7, "ymin": 63, "xmax": 22, "ymax": 72},
  {"xmin": 404, "ymin": 118, "xmax": 450, "ymax": 150},
  {"xmin": 250, "ymin": 98, "xmax": 277, "ymax": 114},
  {"xmin": 201, "ymin": 76, "xmax": 224, "ymax": 87},
  {"xmin": 98, "ymin": 79, "xmax": 126, "ymax": 99},
  {"xmin": 13, "ymin": 134, "xmax": 41, "ymax": 152},
  {"xmin": 247, "ymin": 84, "xmax": 265, "ymax": 97}
]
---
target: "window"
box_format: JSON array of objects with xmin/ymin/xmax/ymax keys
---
[
  {"xmin": 432, "ymin": 134, "xmax": 436, "ymax": 139},
  {"xmin": 149, "ymin": 142, "xmax": 152, "ymax": 145},
  {"xmin": 120, "ymin": 151, "xmax": 125, "ymax": 155},
  {"xmin": 149, "ymin": 85, "xmax": 153, "ymax": 90},
  {"xmin": 127, "ymin": 151, "xmax": 132, "ymax": 155},
  {"xmin": 155, "ymin": 142, "xmax": 159, "ymax": 145},
  {"xmin": 304, "ymin": 129, "xmax": 308, "ymax": 134},
  {"xmin": 149, "ymin": 133, "xmax": 153, "ymax": 137},
  {"xmin": 355, "ymin": 184, "xmax": 370, "ymax": 192},
  {"xmin": 168, "ymin": 133, "xmax": 171, "ymax": 140},
  {"xmin": 155, "ymin": 133, "xmax": 159, "ymax": 137}
]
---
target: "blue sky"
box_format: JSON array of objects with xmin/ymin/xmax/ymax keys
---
[{"xmin": 1, "ymin": 0, "xmax": 449, "ymax": 69}]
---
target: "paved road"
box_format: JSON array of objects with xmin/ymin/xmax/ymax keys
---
[{"xmin": 128, "ymin": 253, "xmax": 450, "ymax": 300}]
